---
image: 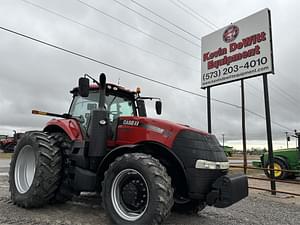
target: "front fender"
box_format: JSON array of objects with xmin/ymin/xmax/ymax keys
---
[
  {"xmin": 96, "ymin": 142, "xmax": 188, "ymax": 197},
  {"xmin": 97, "ymin": 144, "xmax": 141, "ymax": 175}
]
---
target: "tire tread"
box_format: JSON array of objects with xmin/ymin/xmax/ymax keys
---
[{"xmin": 102, "ymin": 153, "xmax": 174, "ymax": 225}]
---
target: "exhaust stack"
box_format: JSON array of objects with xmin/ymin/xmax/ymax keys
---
[{"xmin": 88, "ymin": 73, "xmax": 108, "ymax": 157}]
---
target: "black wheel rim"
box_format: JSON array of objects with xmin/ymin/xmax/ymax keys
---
[{"xmin": 111, "ymin": 169, "xmax": 149, "ymax": 221}]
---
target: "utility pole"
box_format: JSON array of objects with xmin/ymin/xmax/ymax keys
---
[
  {"xmin": 295, "ymin": 130, "xmax": 300, "ymax": 151},
  {"xmin": 295, "ymin": 130, "xmax": 298, "ymax": 148},
  {"xmin": 222, "ymin": 133, "xmax": 225, "ymax": 148},
  {"xmin": 285, "ymin": 132, "xmax": 289, "ymax": 149}
]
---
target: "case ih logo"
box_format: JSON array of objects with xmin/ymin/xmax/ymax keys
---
[{"xmin": 223, "ymin": 25, "xmax": 239, "ymax": 43}]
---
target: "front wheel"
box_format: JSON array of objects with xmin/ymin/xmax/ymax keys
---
[{"xmin": 102, "ymin": 153, "xmax": 174, "ymax": 225}]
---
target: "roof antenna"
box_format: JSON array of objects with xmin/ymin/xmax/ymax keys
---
[{"xmin": 117, "ymin": 78, "xmax": 120, "ymax": 85}]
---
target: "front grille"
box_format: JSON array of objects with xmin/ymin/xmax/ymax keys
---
[{"xmin": 172, "ymin": 130, "xmax": 227, "ymax": 168}]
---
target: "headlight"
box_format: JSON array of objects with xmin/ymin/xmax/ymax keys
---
[{"xmin": 195, "ymin": 159, "xmax": 229, "ymax": 170}]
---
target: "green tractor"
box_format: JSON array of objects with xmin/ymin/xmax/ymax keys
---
[
  {"xmin": 252, "ymin": 132, "xmax": 300, "ymax": 179},
  {"xmin": 223, "ymin": 146, "xmax": 233, "ymax": 157}
]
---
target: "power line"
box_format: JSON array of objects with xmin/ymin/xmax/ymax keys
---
[
  {"xmin": 168, "ymin": 0, "xmax": 216, "ymax": 30},
  {"xmin": 0, "ymin": 26, "xmax": 225, "ymax": 104},
  {"xmin": 175, "ymin": 0, "xmax": 218, "ymax": 29},
  {"xmin": 0, "ymin": 25, "xmax": 292, "ymax": 132},
  {"xmin": 233, "ymin": 82, "xmax": 295, "ymax": 118},
  {"xmin": 246, "ymin": 80, "xmax": 300, "ymax": 111},
  {"xmin": 111, "ymin": 0, "xmax": 201, "ymax": 48},
  {"xmin": 231, "ymin": 84, "xmax": 292, "ymax": 131},
  {"xmin": 130, "ymin": 0, "xmax": 201, "ymax": 41},
  {"xmin": 246, "ymin": 77, "xmax": 300, "ymax": 110},
  {"xmin": 20, "ymin": 0, "xmax": 199, "ymax": 73},
  {"xmin": 244, "ymin": 108, "xmax": 291, "ymax": 131},
  {"xmin": 23, "ymin": 0, "xmax": 299, "ymax": 110},
  {"xmin": 269, "ymin": 80, "xmax": 300, "ymax": 107},
  {"xmin": 174, "ymin": 0, "xmax": 299, "ymax": 109},
  {"xmin": 75, "ymin": 0, "xmax": 200, "ymax": 60},
  {"xmin": 175, "ymin": 0, "xmax": 299, "ymax": 110},
  {"xmin": 168, "ymin": 0, "xmax": 298, "ymax": 126}
]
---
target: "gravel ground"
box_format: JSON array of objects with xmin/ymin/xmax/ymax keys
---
[{"xmin": 0, "ymin": 175, "xmax": 299, "ymax": 225}]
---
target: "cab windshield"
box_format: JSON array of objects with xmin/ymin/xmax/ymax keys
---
[{"xmin": 69, "ymin": 92, "xmax": 135, "ymax": 129}]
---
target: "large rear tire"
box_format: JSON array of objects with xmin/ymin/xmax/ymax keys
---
[
  {"xmin": 9, "ymin": 131, "xmax": 62, "ymax": 208},
  {"xmin": 48, "ymin": 133, "xmax": 73, "ymax": 203},
  {"xmin": 102, "ymin": 153, "xmax": 174, "ymax": 225}
]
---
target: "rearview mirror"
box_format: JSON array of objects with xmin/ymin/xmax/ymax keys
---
[
  {"xmin": 79, "ymin": 77, "xmax": 90, "ymax": 97},
  {"xmin": 155, "ymin": 101, "xmax": 162, "ymax": 115}
]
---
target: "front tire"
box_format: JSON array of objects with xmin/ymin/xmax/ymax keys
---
[
  {"xmin": 102, "ymin": 153, "xmax": 174, "ymax": 225},
  {"xmin": 9, "ymin": 131, "xmax": 62, "ymax": 208}
]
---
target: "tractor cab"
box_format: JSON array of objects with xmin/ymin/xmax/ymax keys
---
[
  {"xmin": 70, "ymin": 84, "xmax": 137, "ymax": 137},
  {"xmin": 70, "ymin": 76, "xmax": 161, "ymax": 141}
]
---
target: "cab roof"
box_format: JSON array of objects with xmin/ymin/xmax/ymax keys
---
[{"xmin": 70, "ymin": 83, "xmax": 137, "ymax": 96}]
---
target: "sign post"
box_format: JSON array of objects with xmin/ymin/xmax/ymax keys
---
[
  {"xmin": 241, "ymin": 79, "xmax": 247, "ymax": 174},
  {"xmin": 201, "ymin": 9, "xmax": 276, "ymax": 194},
  {"xmin": 263, "ymin": 74, "xmax": 276, "ymax": 195},
  {"xmin": 207, "ymin": 87, "xmax": 211, "ymax": 133}
]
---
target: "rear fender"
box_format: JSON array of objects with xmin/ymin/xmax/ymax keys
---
[{"xmin": 43, "ymin": 119, "xmax": 83, "ymax": 141}]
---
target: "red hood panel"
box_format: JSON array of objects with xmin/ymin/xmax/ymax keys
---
[{"xmin": 116, "ymin": 116, "xmax": 208, "ymax": 148}]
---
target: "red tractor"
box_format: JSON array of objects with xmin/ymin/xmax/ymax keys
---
[
  {"xmin": 9, "ymin": 74, "xmax": 248, "ymax": 225},
  {"xmin": 0, "ymin": 131, "xmax": 24, "ymax": 153}
]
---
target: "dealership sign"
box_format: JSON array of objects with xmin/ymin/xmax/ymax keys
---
[{"xmin": 201, "ymin": 9, "xmax": 274, "ymax": 88}]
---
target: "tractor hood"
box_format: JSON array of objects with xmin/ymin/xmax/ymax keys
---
[
  {"xmin": 117, "ymin": 116, "xmax": 209, "ymax": 149},
  {"xmin": 117, "ymin": 116, "xmax": 228, "ymax": 164}
]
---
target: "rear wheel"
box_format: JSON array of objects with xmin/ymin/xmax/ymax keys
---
[
  {"xmin": 264, "ymin": 158, "xmax": 288, "ymax": 180},
  {"xmin": 48, "ymin": 133, "xmax": 73, "ymax": 203},
  {"xmin": 9, "ymin": 131, "xmax": 62, "ymax": 208},
  {"xmin": 102, "ymin": 153, "xmax": 174, "ymax": 225}
]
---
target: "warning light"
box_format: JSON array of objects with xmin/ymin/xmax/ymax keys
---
[{"xmin": 136, "ymin": 87, "xmax": 141, "ymax": 94}]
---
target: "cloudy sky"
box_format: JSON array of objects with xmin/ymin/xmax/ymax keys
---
[{"xmin": 0, "ymin": 0, "xmax": 299, "ymax": 150}]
